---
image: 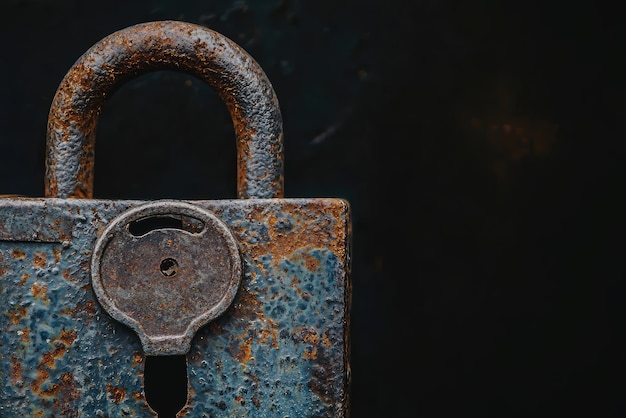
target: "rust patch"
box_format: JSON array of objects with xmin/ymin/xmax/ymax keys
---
[
  {"xmin": 131, "ymin": 391, "xmax": 143, "ymax": 402},
  {"xmin": 21, "ymin": 273, "xmax": 29, "ymax": 285},
  {"xmin": 61, "ymin": 269, "xmax": 81, "ymax": 283},
  {"xmin": 58, "ymin": 372, "xmax": 80, "ymax": 414},
  {"xmin": 40, "ymin": 345, "xmax": 69, "ymax": 370},
  {"xmin": 321, "ymin": 332, "xmax": 332, "ymax": 348},
  {"xmin": 298, "ymin": 327, "xmax": 320, "ymax": 360},
  {"xmin": 58, "ymin": 330, "xmax": 77, "ymax": 347},
  {"xmin": 229, "ymin": 289, "xmax": 280, "ymax": 359},
  {"xmin": 12, "ymin": 249, "xmax": 26, "ymax": 258},
  {"xmin": 19, "ymin": 327, "xmax": 30, "ymax": 343},
  {"xmin": 84, "ymin": 300, "xmax": 97, "ymax": 316},
  {"xmin": 53, "ymin": 247, "xmax": 62, "ymax": 264},
  {"xmin": 45, "ymin": 21, "xmax": 283, "ymax": 199},
  {"xmin": 132, "ymin": 352, "xmax": 143, "ymax": 368},
  {"xmin": 258, "ymin": 326, "xmax": 279, "ymax": 350},
  {"xmin": 244, "ymin": 202, "xmax": 348, "ymax": 268},
  {"xmin": 303, "ymin": 253, "xmax": 321, "ymax": 272},
  {"xmin": 232, "ymin": 336, "xmax": 254, "ymax": 365},
  {"xmin": 32, "ymin": 329, "xmax": 78, "ymax": 393},
  {"xmin": 31, "ymin": 282, "xmax": 49, "ymax": 302},
  {"xmin": 59, "ymin": 300, "xmax": 96, "ymax": 317},
  {"xmin": 10, "ymin": 357, "xmax": 22, "ymax": 385},
  {"xmin": 33, "ymin": 252, "xmax": 47, "ymax": 269},
  {"xmin": 10, "ymin": 306, "xmax": 27, "ymax": 325},
  {"xmin": 107, "ymin": 383, "xmax": 127, "ymax": 403},
  {"xmin": 303, "ymin": 349, "xmax": 318, "ymax": 360}
]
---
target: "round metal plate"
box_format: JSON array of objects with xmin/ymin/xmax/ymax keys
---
[{"xmin": 91, "ymin": 200, "xmax": 242, "ymax": 355}]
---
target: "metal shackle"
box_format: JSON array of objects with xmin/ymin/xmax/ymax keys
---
[{"xmin": 45, "ymin": 20, "xmax": 284, "ymax": 199}]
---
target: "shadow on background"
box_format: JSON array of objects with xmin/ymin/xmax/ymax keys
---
[{"xmin": 1, "ymin": 0, "xmax": 625, "ymax": 417}]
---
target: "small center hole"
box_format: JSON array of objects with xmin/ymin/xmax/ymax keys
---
[{"xmin": 160, "ymin": 258, "xmax": 178, "ymax": 277}]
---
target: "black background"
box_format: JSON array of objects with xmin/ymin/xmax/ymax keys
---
[{"xmin": 1, "ymin": 1, "xmax": 625, "ymax": 417}]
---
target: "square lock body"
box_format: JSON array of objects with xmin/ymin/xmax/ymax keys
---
[
  {"xmin": 0, "ymin": 21, "xmax": 351, "ymax": 417},
  {"xmin": 0, "ymin": 197, "xmax": 351, "ymax": 417}
]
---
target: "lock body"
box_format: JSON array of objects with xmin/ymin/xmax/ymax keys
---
[{"xmin": 0, "ymin": 198, "xmax": 350, "ymax": 416}]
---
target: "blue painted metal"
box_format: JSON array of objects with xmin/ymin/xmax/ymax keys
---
[{"xmin": 0, "ymin": 198, "xmax": 351, "ymax": 416}]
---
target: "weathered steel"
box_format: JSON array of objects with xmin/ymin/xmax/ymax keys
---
[
  {"xmin": 0, "ymin": 198, "xmax": 350, "ymax": 416},
  {"xmin": 91, "ymin": 201, "xmax": 243, "ymax": 356},
  {"xmin": 45, "ymin": 20, "xmax": 284, "ymax": 200},
  {"xmin": 1, "ymin": 19, "xmax": 350, "ymax": 417}
]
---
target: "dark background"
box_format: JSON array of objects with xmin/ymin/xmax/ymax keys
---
[{"xmin": 1, "ymin": 1, "xmax": 625, "ymax": 417}]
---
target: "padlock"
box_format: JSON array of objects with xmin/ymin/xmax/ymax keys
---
[{"xmin": 0, "ymin": 20, "xmax": 351, "ymax": 417}]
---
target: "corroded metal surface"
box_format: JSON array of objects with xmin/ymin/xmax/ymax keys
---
[
  {"xmin": 0, "ymin": 198, "xmax": 351, "ymax": 416},
  {"xmin": 91, "ymin": 201, "xmax": 243, "ymax": 356},
  {"xmin": 45, "ymin": 20, "xmax": 284, "ymax": 200}
]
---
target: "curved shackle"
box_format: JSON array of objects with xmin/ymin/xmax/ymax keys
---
[{"xmin": 45, "ymin": 20, "xmax": 284, "ymax": 199}]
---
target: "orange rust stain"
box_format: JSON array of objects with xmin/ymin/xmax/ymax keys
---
[
  {"xmin": 295, "ymin": 326, "xmax": 320, "ymax": 359},
  {"xmin": 59, "ymin": 300, "xmax": 96, "ymax": 317},
  {"xmin": 0, "ymin": 264, "xmax": 6, "ymax": 276},
  {"xmin": 235, "ymin": 395, "xmax": 245, "ymax": 405},
  {"xmin": 10, "ymin": 357, "xmax": 22, "ymax": 385},
  {"xmin": 290, "ymin": 277, "xmax": 306, "ymax": 299},
  {"xmin": 107, "ymin": 383, "xmax": 127, "ymax": 403},
  {"xmin": 58, "ymin": 330, "xmax": 77, "ymax": 347},
  {"xmin": 303, "ymin": 327, "xmax": 319, "ymax": 345},
  {"xmin": 20, "ymin": 273, "xmax": 29, "ymax": 285},
  {"xmin": 12, "ymin": 249, "xmax": 26, "ymax": 258},
  {"xmin": 31, "ymin": 282, "xmax": 49, "ymax": 301},
  {"xmin": 54, "ymin": 372, "xmax": 80, "ymax": 406},
  {"xmin": 233, "ymin": 336, "xmax": 253, "ymax": 364},
  {"xmin": 33, "ymin": 252, "xmax": 47, "ymax": 269},
  {"xmin": 30, "ymin": 367, "xmax": 51, "ymax": 395},
  {"xmin": 303, "ymin": 347, "xmax": 318, "ymax": 360},
  {"xmin": 41, "ymin": 345, "xmax": 69, "ymax": 369},
  {"xmin": 19, "ymin": 327, "xmax": 30, "ymax": 343},
  {"xmin": 61, "ymin": 269, "xmax": 81, "ymax": 284},
  {"xmin": 303, "ymin": 254, "xmax": 321, "ymax": 272},
  {"xmin": 53, "ymin": 247, "xmax": 61, "ymax": 264},
  {"xmin": 242, "ymin": 202, "xmax": 348, "ymax": 268},
  {"xmin": 84, "ymin": 300, "xmax": 97, "ymax": 316},
  {"xmin": 57, "ymin": 371, "xmax": 80, "ymax": 406},
  {"xmin": 322, "ymin": 332, "xmax": 332, "ymax": 348},
  {"xmin": 132, "ymin": 391, "xmax": 143, "ymax": 402},
  {"xmin": 32, "ymin": 329, "xmax": 78, "ymax": 394},
  {"xmin": 10, "ymin": 306, "xmax": 27, "ymax": 325},
  {"xmin": 258, "ymin": 327, "xmax": 279, "ymax": 350},
  {"xmin": 132, "ymin": 352, "xmax": 143, "ymax": 368}
]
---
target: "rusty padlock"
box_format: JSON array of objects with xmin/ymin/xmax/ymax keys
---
[{"xmin": 0, "ymin": 20, "xmax": 351, "ymax": 417}]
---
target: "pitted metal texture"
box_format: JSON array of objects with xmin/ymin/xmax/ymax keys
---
[
  {"xmin": 0, "ymin": 198, "xmax": 351, "ymax": 417},
  {"xmin": 45, "ymin": 20, "xmax": 284, "ymax": 200},
  {"xmin": 91, "ymin": 200, "xmax": 242, "ymax": 356}
]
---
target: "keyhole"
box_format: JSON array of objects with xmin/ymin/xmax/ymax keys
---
[
  {"xmin": 160, "ymin": 258, "xmax": 178, "ymax": 277},
  {"xmin": 144, "ymin": 355, "xmax": 188, "ymax": 417}
]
